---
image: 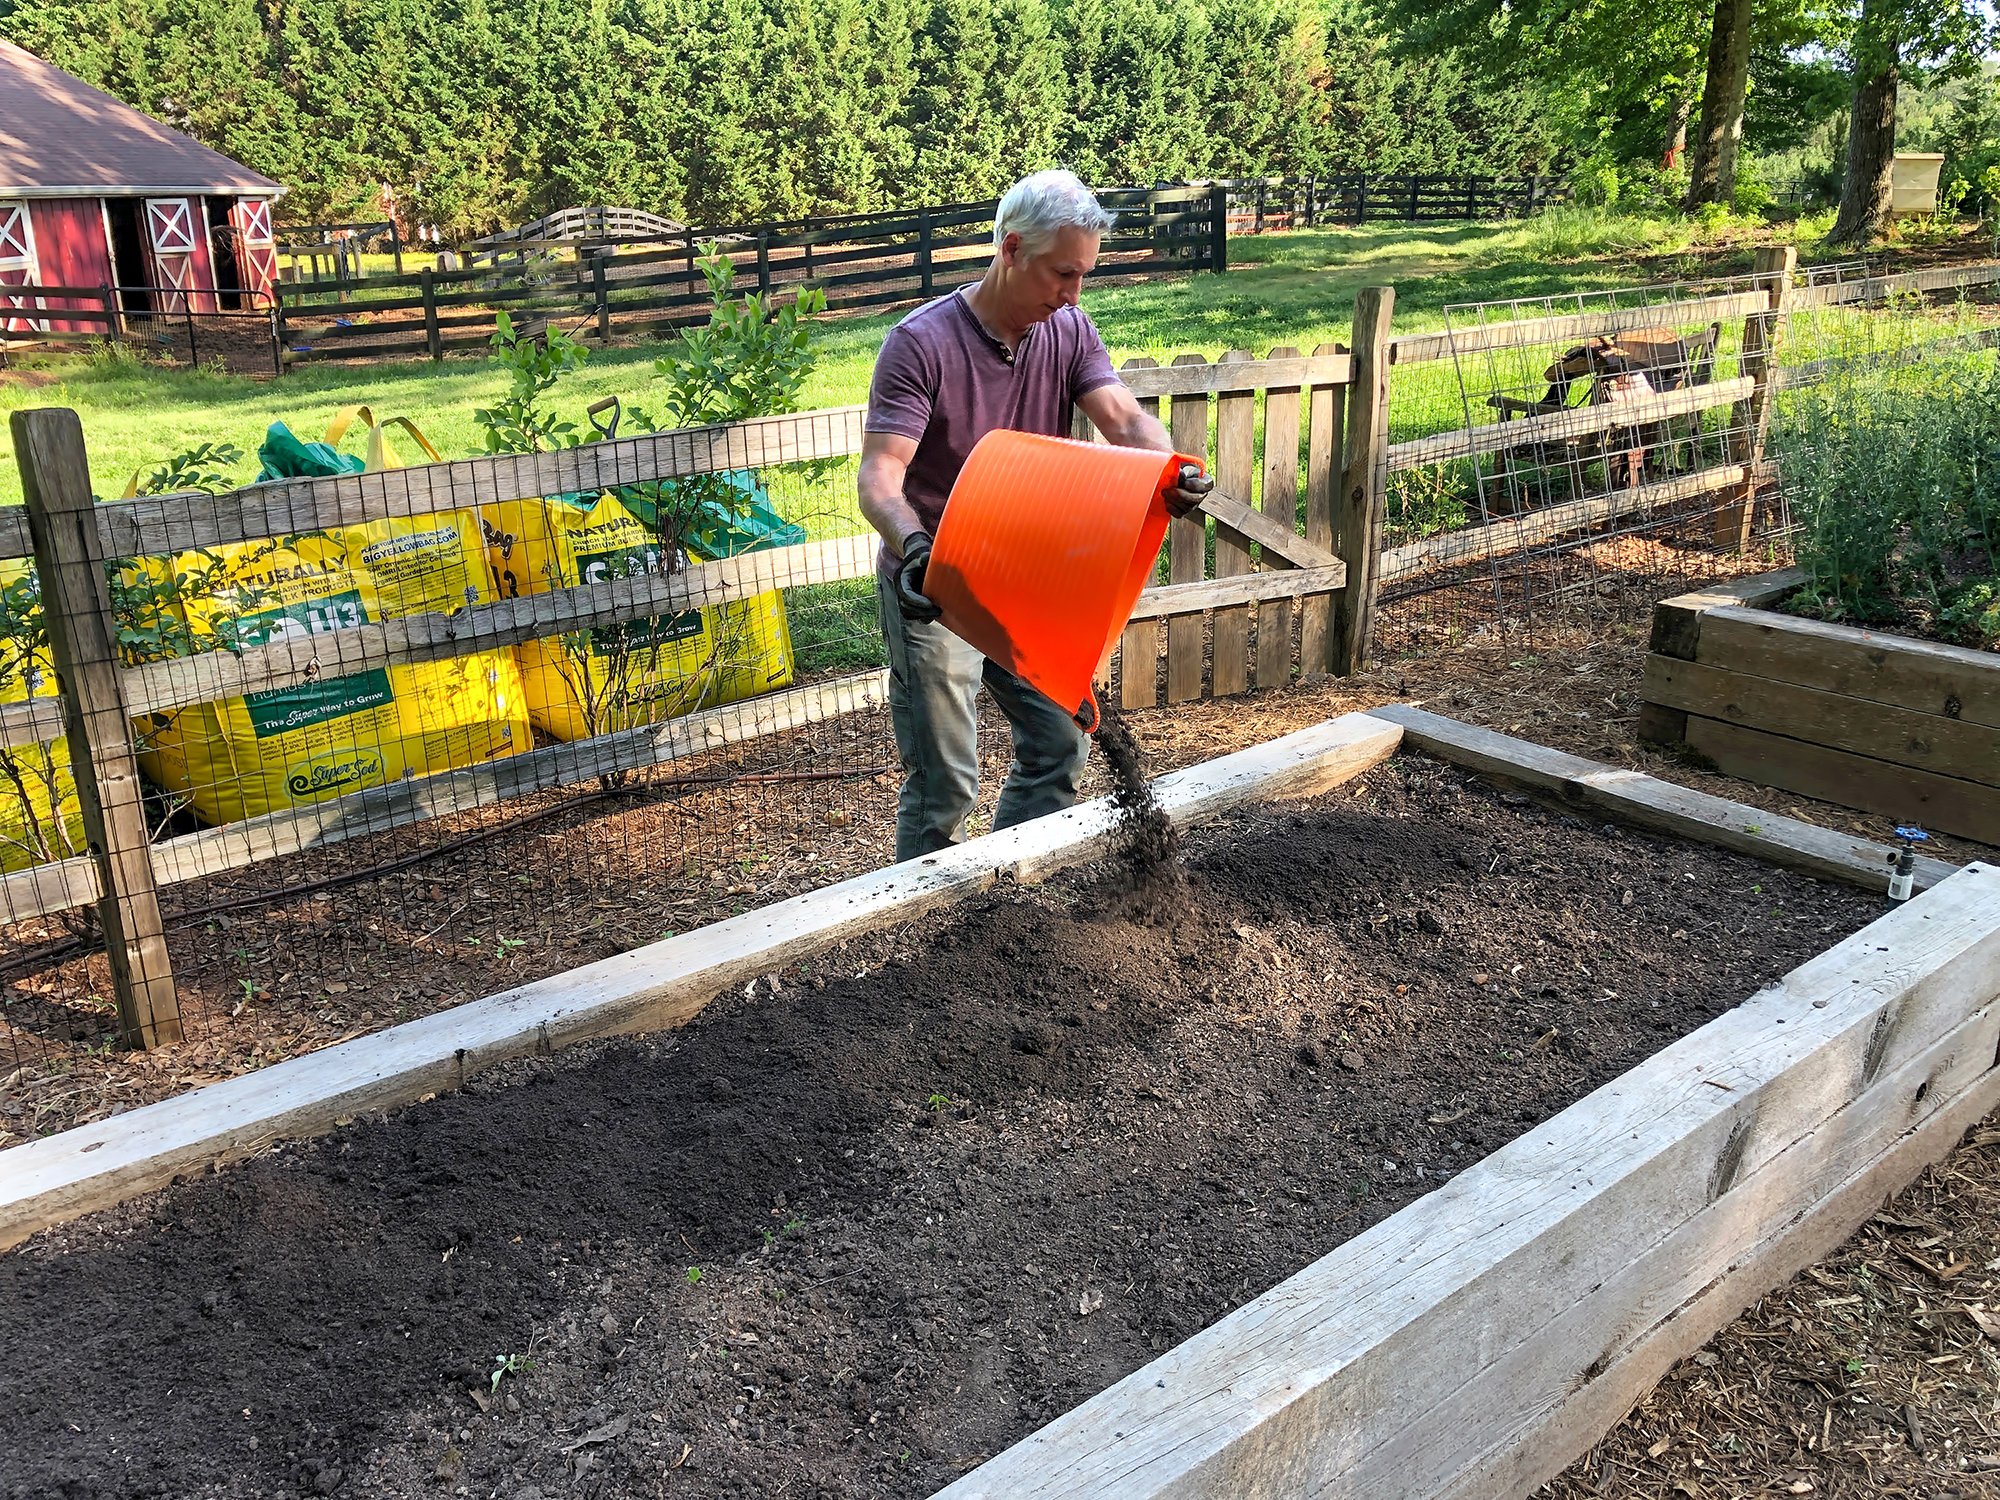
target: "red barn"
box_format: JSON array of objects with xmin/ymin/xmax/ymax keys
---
[{"xmin": 0, "ymin": 39, "xmax": 285, "ymax": 335}]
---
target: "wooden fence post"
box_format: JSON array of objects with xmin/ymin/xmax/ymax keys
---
[
  {"xmin": 1355, "ymin": 177, "xmax": 1369, "ymax": 224},
  {"xmin": 756, "ymin": 232, "xmax": 771, "ymax": 297},
  {"xmin": 12, "ymin": 408, "xmax": 180, "ymax": 1049},
  {"xmin": 1304, "ymin": 174, "xmax": 1317, "ymax": 228},
  {"xmin": 919, "ymin": 210, "xmax": 935, "ymax": 297},
  {"xmin": 1254, "ymin": 180, "xmax": 1267, "ymax": 234},
  {"xmin": 592, "ymin": 256, "xmax": 611, "ymax": 342},
  {"xmin": 97, "ymin": 286, "xmax": 124, "ymax": 347},
  {"xmin": 420, "ymin": 267, "xmax": 441, "ymax": 361},
  {"xmin": 1333, "ymin": 286, "xmax": 1394, "ymax": 674},
  {"xmin": 1716, "ymin": 242, "xmax": 1797, "ymax": 549},
  {"xmin": 1300, "ymin": 340, "xmax": 1345, "ymax": 675},
  {"xmin": 1167, "ymin": 353, "xmax": 1211, "ymax": 702},
  {"xmin": 1258, "ymin": 344, "xmax": 1304, "ymax": 690},
  {"xmin": 1208, "ymin": 184, "xmax": 1228, "ymax": 273},
  {"xmin": 1211, "ymin": 349, "xmax": 1257, "ymax": 697},
  {"xmin": 390, "ymin": 221, "xmax": 404, "ymax": 276}
]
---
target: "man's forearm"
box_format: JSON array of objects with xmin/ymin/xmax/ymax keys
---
[
  {"xmin": 858, "ymin": 456, "xmax": 927, "ymax": 555},
  {"xmin": 1101, "ymin": 405, "xmax": 1174, "ymax": 455}
]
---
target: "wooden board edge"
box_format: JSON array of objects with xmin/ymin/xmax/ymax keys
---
[
  {"xmin": 1368, "ymin": 704, "xmax": 1959, "ymax": 892},
  {"xmin": 0, "ymin": 713, "xmax": 1400, "ymax": 1253},
  {"xmin": 1457, "ymin": 1063, "xmax": 2000, "ymax": 1499}
]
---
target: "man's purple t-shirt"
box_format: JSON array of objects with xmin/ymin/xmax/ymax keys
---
[{"xmin": 865, "ymin": 290, "xmax": 1120, "ymax": 577}]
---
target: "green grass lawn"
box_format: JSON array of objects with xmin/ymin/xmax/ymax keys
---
[{"xmin": 0, "ymin": 216, "xmax": 1762, "ymax": 508}]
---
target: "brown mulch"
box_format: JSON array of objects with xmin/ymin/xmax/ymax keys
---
[{"xmin": 1542, "ymin": 1120, "xmax": 2000, "ymax": 1500}]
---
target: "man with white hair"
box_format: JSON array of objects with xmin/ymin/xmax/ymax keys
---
[{"xmin": 858, "ymin": 168, "xmax": 1207, "ymax": 863}]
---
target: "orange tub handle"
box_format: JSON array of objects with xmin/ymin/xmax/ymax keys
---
[{"xmin": 1073, "ymin": 691, "xmax": 1101, "ymax": 736}]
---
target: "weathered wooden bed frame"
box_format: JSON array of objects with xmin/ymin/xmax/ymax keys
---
[{"xmin": 1, "ymin": 708, "xmax": 1992, "ymax": 1500}]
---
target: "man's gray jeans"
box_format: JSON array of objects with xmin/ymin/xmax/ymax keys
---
[{"xmin": 876, "ymin": 570, "xmax": 1089, "ymax": 863}]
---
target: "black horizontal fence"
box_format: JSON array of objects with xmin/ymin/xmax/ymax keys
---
[
  {"xmin": 273, "ymin": 183, "xmax": 1227, "ymax": 364},
  {"xmin": 0, "ymin": 283, "xmax": 283, "ymax": 374},
  {"xmin": 1219, "ymin": 173, "xmax": 1554, "ymax": 230},
  {"xmin": 2, "ymin": 172, "xmax": 1552, "ymax": 370}
]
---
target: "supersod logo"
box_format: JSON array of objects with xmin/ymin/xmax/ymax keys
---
[{"xmin": 286, "ymin": 751, "xmax": 385, "ymax": 799}]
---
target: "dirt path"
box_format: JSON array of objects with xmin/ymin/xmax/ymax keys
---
[{"xmin": 0, "ymin": 759, "xmax": 1882, "ymax": 1500}]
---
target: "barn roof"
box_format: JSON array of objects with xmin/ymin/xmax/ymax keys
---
[{"xmin": 0, "ymin": 39, "xmax": 283, "ymax": 198}]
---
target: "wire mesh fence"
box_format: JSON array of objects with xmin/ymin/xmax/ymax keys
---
[
  {"xmin": 8, "ymin": 262, "xmax": 1999, "ymax": 1138},
  {"xmin": 1376, "ymin": 274, "xmax": 1797, "ymax": 658}
]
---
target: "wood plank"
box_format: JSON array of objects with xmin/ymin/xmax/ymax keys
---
[
  {"xmin": 1299, "ymin": 341, "xmax": 1343, "ymax": 675},
  {"xmin": 1334, "ymin": 287, "xmax": 1393, "ymax": 673},
  {"xmin": 14, "ymin": 409, "xmax": 180, "ymax": 1050},
  {"xmin": 1388, "ymin": 290, "xmax": 1767, "ymax": 365},
  {"xmin": 0, "ymin": 854, "xmax": 99, "ymax": 922},
  {"xmin": 1645, "ymin": 654, "xmax": 2000, "ymax": 784},
  {"xmin": 148, "ymin": 670, "xmax": 892, "ymax": 887},
  {"xmin": 1378, "ymin": 466, "xmax": 1745, "ymax": 586},
  {"xmin": 0, "ymin": 712, "xmax": 1403, "ymax": 1251},
  {"xmin": 93, "ymin": 408, "xmax": 872, "ymax": 557},
  {"xmin": 1125, "ymin": 564, "xmax": 1345, "ymax": 621},
  {"xmin": 1117, "ymin": 359, "xmax": 1162, "ymax": 710},
  {"xmin": 1166, "ymin": 357, "xmax": 1210, "ymax": 704},
  {"xmin": 1119, "ymin": 352, "xmax": 1350, "ymax": 398},
  {"xmin": 1713, "ymin": 244, "xmax": 1793, "ymax": 549},
  {"xmin": 0, "ymin": 508, "xmax": 33, "ymax": 562},
  {"xmin": 1195, "ymin": 489, "xmax": 1337, "ymax": 570},
  {"xmin": 120, "ymin": 534, "xmax": 878, "ymax": 718},
  {"xmin": 1209, "ymin": 352, "xmax": 1256, "ymax": 698},
  {"xmin": 1358, "ymin": 989, "xmax": 2000, "ymax": 1498},
  {"xmin": 934, "ymin": 863, "xmax": 2000, "ymax": 1500},
  {"xmin": 1786, "ymin": 260, "xmax": 2000, "ymax": 309},
  {"xmin": 1682, "ymin": 714, "xmax": 2000, "ymax": 847},
  {"xmin": 1386, "ymin": 376, "xmax": 1754, "ymax": 472},
  {"xmin": 1695, "ymin": 604, "xmax": 2000, "ymax": 730},
  {"xmin": 1367, "ymin": 704, "xmax": 1959, "ymax": 891},
  {"xmin": 1447, "ymin": 1046, "xmax": 2000, "ymax": 1499},
  {"xmin": 1257, "ymin": 350, "xmax": 1303, "ymax": 689},
  {"xmin": 0, "ymin": 693, "xmax": 72, "ymax": 753}
]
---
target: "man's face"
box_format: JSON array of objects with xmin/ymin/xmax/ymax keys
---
[{"xmin": 1002, "ymin": 226, "xmax": 1100, "ymax": 323}]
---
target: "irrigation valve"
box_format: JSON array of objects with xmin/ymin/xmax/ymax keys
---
[{"xmin": 1888, "ymin": 825, "xmax": 1929, "ymax": 903}]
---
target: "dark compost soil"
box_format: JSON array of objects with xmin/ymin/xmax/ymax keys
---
[{"xmin": 0, "ymin": 757, "xmax": 1888, "ymax": 1500}]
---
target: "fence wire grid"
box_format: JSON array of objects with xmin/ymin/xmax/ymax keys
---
[
  {"xmin": 1376, "ymin": 274, "xmax": 1797, "ymax": 659},
  {"xmin": 0, "ymin": 434, "xmax": 918, "ymax": 1124}
]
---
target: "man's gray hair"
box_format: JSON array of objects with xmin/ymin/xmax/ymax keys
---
[{"xmin": 993, "ymin": 170, "xmax": 1114, "ymax": 257}]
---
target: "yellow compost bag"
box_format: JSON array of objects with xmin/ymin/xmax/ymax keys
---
[
  {"xmin": 698, "ymin": 577, "xmax": 795, "ymax": 708},
  {"xmin": 139, "ymin": 409, "xmax": 534, "ymax": 824},
  {"xmin": 0, "ymin": 560, "xmax": 86, "ymax": 871},
  {"xmin": 481, "ymin": 491, "xmax": 724, "ymax": 742}
]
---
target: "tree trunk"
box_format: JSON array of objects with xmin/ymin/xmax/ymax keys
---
[
  {"xmin": 1662, "ymin": 95, "xmax": 1693, "ymax": 171},
  {"xmin": 1684, "ymin": 0, "xmax": 1754, "ymax": 207},
  {"xmin": 1829, "ymin": 29, "xmax": 1900, "ymax": 246}
]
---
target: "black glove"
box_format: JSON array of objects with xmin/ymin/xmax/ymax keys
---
[
  {"xmin": 895, "ymin": 530, "xmax": 942, "ymax": 623},
  {"xmin": 1165, "ymin": 463, "xmax": 1214, "ymax": 519}
]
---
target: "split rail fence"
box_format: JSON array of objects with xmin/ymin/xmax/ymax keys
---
[{"xmin": 8, "ymin": 244, "xmax": 1998, "ymax": 1048}]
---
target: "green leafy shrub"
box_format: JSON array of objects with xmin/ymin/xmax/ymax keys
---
[
  {"xmin": 1568, "ymin": 159, "xmax": 1622, "ymax": 209},
  {"xmin": 1773, "ymin": 357, "xmax": 2000, "ymax": 648},
  {"xmin": 653, "ymin": 247, "xmax": 828, "ymax": 428}
]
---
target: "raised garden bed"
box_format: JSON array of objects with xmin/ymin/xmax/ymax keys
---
[
  {"xmin": 1639, "ymin": 569, "xmax": 2000, "ymax": 846},
  {"xmin": 0, "ymin": 714, "xmax": 1993, "ymax": 1500}
]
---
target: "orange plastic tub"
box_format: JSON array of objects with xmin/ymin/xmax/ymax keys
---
[{"xmin": 924, "ymin": 430, "xmax": 1201, "ymax": 731}]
